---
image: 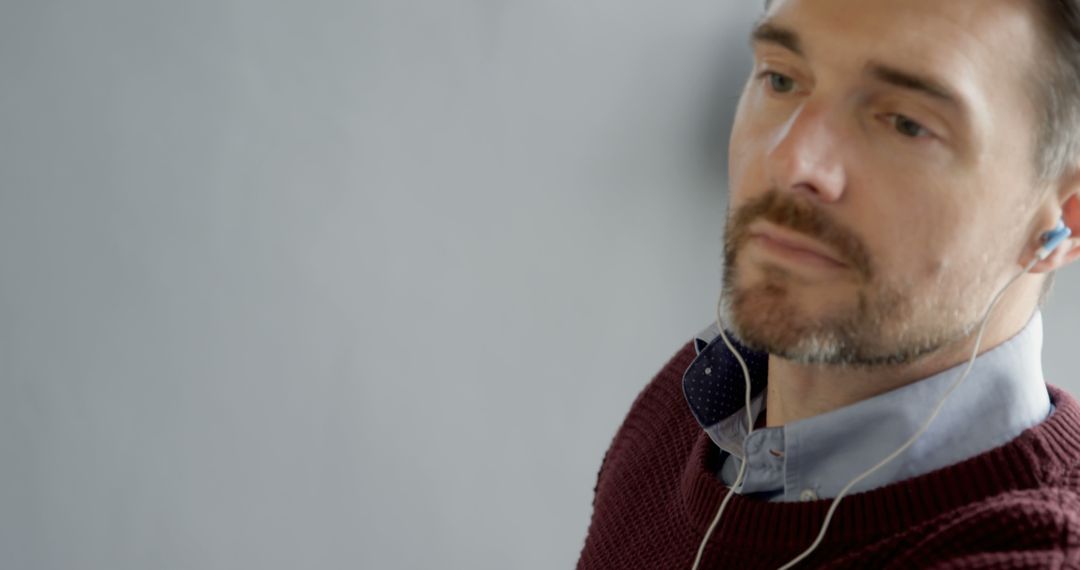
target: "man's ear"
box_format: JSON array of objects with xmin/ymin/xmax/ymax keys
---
[{"xmin": 1031, "ymin": 192, "xmax": 1080, "ymax": 272}]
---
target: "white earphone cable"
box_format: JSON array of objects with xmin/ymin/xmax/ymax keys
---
[
  {"xmin": 776, "ymin": 256, "xmax": 1037, "ymax": 568},
  {"xmin": 691, "ymin": 255, "xmax": 1040, "ymax": 569},
  {"xmin": 689, "ymin": 323, "xmax": 757, "ymax": 570}
]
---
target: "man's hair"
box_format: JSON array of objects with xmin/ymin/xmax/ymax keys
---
[{"xmin": 1033, "ymin": 1, "xmax": 1080, "ymax": 183}]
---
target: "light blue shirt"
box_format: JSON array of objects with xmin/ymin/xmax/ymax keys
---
[{"xmin": 683, "ymin": 310, "xmax": 1053, "ymax": 502}]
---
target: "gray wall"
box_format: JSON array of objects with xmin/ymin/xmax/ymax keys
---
[{"xmin": 0, "ymin": 2, "xmax": 1075, "ymax": 569}]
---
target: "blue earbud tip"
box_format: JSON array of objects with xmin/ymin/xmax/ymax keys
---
[{"xmin": 1038, "ymin": 219, "xmax": 1072, "ymax": 259}]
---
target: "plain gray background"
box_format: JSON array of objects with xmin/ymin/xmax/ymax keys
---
[{"xmin": 1, "ymin": 1, "xmax": 1076, "ymax": 569}]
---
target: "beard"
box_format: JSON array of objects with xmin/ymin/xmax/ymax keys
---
[{"xmin": 719, "ymin": 190, "xmax": 976, "ymax": 367}]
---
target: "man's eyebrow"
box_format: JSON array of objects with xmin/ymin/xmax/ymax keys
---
[
  {"xmin": 750, "ymin": 22, "xmax": 803, "ymax": 56},
  {"xmin": 749, "ymin": 21, "xmax": 966, "ymax": 115},
  {"xmin": 866, "ymin": 63, "xmax": 964, "ymax": 111}
]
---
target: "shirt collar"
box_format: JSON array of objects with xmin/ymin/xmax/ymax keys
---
[{"xmin": 683, "ymin": 310, "xmax": 1051, "ymax": 500}]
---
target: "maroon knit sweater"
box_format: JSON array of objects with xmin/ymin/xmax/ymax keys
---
[{"xmin": 577, "ymin": 340, "xmax": 1080, "ymax": 569}]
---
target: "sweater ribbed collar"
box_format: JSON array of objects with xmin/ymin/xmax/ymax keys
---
[{"xmin": 679, "ymin": 383, "xmax": 1080, "ymax": 547}]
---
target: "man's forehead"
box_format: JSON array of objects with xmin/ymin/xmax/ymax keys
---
[{"xmin": 758, "ymin": 0, "xmax": 1043, "ymax": 74}]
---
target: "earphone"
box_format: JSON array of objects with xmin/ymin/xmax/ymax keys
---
[
  {"xmin": 1038, "ymin": 219, "xmax": 1072, "ymax": 260},
  {"xmin": 690, "ymin": 219, "xmax": 1072, "ymax": 570}
]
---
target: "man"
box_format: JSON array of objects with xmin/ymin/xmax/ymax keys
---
[{"xmin": 577, "ymin": 0, "xmax": 1080, "ymax": 568}]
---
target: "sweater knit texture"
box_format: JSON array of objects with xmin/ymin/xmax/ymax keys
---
[{"xmin": 577, "ymin": 341, "xmax": 1080, "ymax": 569}]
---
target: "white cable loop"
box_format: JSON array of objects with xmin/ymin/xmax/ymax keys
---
[{"xmin": 691, "ymin": 256, "xmax": 1039, "ymax": 570}]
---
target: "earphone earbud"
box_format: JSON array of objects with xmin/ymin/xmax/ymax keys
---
[{"xmin": 1036, "ymin": 219, "xmax": 1072, "ymax": 260}]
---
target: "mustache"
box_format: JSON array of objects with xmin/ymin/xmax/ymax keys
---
[{"xmin": 725, "ymin": 190, "xmax": 873, "ymax": 279}]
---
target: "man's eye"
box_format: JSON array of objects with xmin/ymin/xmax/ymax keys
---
[
  {"xmin": 889, "ymin": 114, "xmax": 931, "ymax": 138},
  {"xmin": 760, "ymin": 71, "xmax": 796, "ymax": 94}
]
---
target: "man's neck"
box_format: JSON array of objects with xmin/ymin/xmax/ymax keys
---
[{"xmin": 764, "ymin": 297, "xmax": 1039, "ymax": 428}]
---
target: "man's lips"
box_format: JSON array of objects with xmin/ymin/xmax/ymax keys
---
[{"xmin": 747, "ymin": 223, "xmax": 849, "ymax": 268}]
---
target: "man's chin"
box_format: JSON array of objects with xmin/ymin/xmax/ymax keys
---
[
  {"xmin": 720, "ymin": 286, "xmax": 913, "ymax": 367},
  {"xmin": 727, "ymin": 313, "xmax": 845, "ymax": 364},
  {"xmin": 722, "ymin": 288, "xmax": 826, "ymax": 351},
  {"xmin": 726, "ymin": 309, "xmax": 952, "ymax": 368}
]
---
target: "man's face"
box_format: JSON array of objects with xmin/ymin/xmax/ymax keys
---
[{"xmin": 723, "ymin": 0, "xmax": 1048, "ymax": 366}]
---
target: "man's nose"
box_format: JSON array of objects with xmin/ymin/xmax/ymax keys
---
[{"xmin": 765, "ymin": 102, "xmax": 847, "ymax": 203}]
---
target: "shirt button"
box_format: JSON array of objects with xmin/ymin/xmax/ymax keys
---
[{"xmin": 800, "ymin": 489, "xmax": 818, "ymax": 502}]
